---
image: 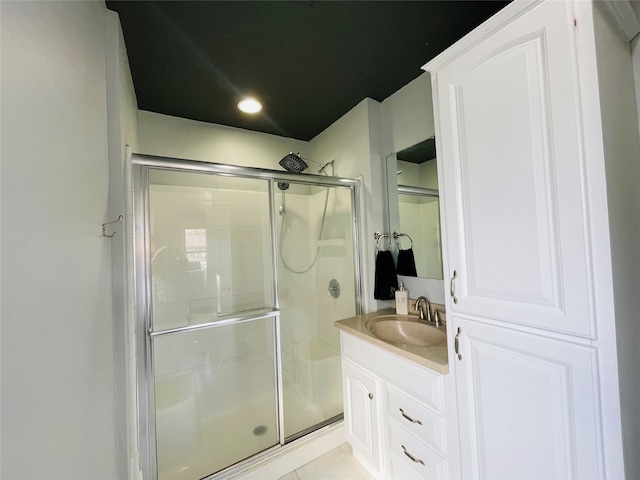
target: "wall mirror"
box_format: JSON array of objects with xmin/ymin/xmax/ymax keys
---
[{"xmin": 386, "ymin": 137, "xmax": 444, "ymax": 280}]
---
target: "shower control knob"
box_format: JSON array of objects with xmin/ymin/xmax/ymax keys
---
[{"xmin": 328, "ymin": 279, "xmax": 340, "ymax": 299}]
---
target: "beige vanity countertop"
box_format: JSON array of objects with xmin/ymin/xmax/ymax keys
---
[{"xmin": 334, "ymin": 308, "xmax": 449, "ymax": 374}]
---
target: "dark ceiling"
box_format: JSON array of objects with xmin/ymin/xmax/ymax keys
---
[{"xmin": 107, "ymin": 1, "xmax": 508, "ymax": 141}]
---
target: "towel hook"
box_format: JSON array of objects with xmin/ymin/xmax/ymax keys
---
[
  {"xmin": 374, "ymin": 231, "xmax": 390, "ymax": 252},
  {"xmin": 103, "ymin": 215, "xmax": 123, "ymax": 238},
  {"xmin": 393, "ymin": 231, "xmax": 414, "ymax": 250}
]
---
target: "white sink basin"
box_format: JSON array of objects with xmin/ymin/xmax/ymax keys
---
[{"xmin": 365, "ymin": 314, "xmax": 446, "ymax": 347}]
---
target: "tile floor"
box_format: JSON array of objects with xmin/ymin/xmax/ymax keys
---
[{"xmin": 278, "ymin": 443, "xmax": 374, "ymax": 480}]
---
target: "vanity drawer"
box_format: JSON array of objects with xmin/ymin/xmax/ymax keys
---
[
  {"xmin": 386, "ymin": 384, "xmax": 446, "ymax": 456},
  {"xmin": 388, "ymin": 423, "xmax": 448, "ymax": 480},
  {"xmin": 340, "ymin": 331, "xmax": 444, "ymax": 411},
  {"xmin": 389, "ymin": 451, "xmax": 447, "ymax": 480}
]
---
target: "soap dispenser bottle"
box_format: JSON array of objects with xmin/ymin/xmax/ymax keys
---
[{"xmin": 395, "ymin": 282, "xmax": 409, "ymax": 315}]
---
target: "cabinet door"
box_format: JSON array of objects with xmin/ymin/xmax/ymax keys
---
[
  {"xmin": 341, "ymin": 359, "xmax": 382, "ymax": 472},
  {"xmin": 434, "ymin": 1, "xmax": 595, "ymax": 337},
  {"xmin": 453, "ymin": 316, "xmax": 602, "ymax": 479}
]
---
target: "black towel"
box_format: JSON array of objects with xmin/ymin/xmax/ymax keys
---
[
  {"xmin": 374, "ymin": 250, "xmax": 398, "ymax": 300},
  {"xmin": 397, "ymin": 248, "xmax": 418, "ymax": 277}
]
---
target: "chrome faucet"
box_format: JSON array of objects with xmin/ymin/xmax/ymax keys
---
[{"xmin": 414, "ymin": 296, "xmax": 432, "ymax": 323}]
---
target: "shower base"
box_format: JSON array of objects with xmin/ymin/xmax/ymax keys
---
[{"xmin": 157, "ymin": 378, "xmax": 336, "ymax": 480}]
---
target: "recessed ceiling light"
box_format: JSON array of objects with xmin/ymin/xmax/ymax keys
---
[{"xmin": 238, "ymin": 97, "xmax": 262, "ymax": 114}]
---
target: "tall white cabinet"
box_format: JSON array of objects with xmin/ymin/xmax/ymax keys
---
[{"xmin": 424, "ymin": 0, "xmax": 640, "ymax": 478}]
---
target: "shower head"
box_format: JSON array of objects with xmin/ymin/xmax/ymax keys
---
[
  {"xmin": 279, "ymin": 153, "xmax": 308, "ymax": 174},
  {"xmin": 277, "ymin": 182, "xmax": 290, "ymax": 191}
]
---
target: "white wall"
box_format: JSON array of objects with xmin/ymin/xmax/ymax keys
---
[
  {"xmin": 633, "ymin": 35, "xmax": 640, "ymax": 137},
  {"xmin": 382, "ymin": 72, "xmax": 434, "ymax": 154},
  {"xmin": 138, "ymin": 110, "xmax": 309, "ymax": 170},
  {"xmin": 309, "ymin": 98, "xmax": 386, "ymax": 313},
  {"xmin": 381, "ymin": 72, "xmax": 445, "ymax": 304},
  {"xmin": 105, "ymin": 10, "xmax": 140, "ymax": 479},
  {"xmin": 1, "ymin": 2, "xmax": 118, "ymax": 478},
  {"xmin": 595, "ymin": 6, "xmax": 640, "ymax": 478}
]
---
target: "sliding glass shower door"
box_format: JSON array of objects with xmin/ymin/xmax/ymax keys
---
[
  {"xmin": 134, "ymin": 157, "xmax": 361, "ymax": 480},
  {"xmin": 144, "ymin": 168, "xmax": 279, "ymax": 480},
  {"xmin": 275, "ymin": 181, "xmax": 358, "ymax": 439}
]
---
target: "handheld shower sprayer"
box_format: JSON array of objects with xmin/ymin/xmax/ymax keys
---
[
  {"xmin": 318, "ymin": 160, "xmax": 335, "ymax": 175},
  {"xmin": 277, "ymin": 153, "xmax": 337, "ymax": 274}
]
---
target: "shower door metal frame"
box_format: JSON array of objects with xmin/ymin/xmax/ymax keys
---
[{"xmin": 132, "ymin": 154, "xmax": 362, "ymax": 480}]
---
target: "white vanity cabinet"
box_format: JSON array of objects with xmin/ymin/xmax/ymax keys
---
[
  {"xmin": 341, "ymin": 359, "xmax": 382, "ymax": 472},
  {"xmin": 340, "ymin": 331, "xmax": 451, "ymax": 479},
  {"xmin": 425, "ymin": 0, "xmax": 640, "ymax": 478}
]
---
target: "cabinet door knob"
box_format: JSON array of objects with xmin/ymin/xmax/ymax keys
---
[
  {"xmin": 455, "ymin": 327, "xmax": 463, "ymax": 361},
  {"xmin": 450, "ymin": 270, "xmax": 458, "ymax": 304},
  {"xmin": 401, "ymin": 445, "xmax": 425, "ymax": 466},
  {"xmin": 368, "ymin": 393, "xmax": 373, "ymax": 400}
]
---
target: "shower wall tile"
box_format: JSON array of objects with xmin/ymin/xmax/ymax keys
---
[
  {"xmin": 166, "ymin": 213, "xmax": 184, "ymax": 228},
  {"xmin": 220, "ymin": 190, "xmax": 238, "ymax": 203},
  {"xmin": 151, "ymin": 183, "xmax": 273, "ymax": 326},
  {"xmin": 205, "ymin": 214, "xmax": 230, "ymax": 228},
  {"xmin": 183, "ymin": 198, "xmax": 199, "ymax": 215},
  {"xmin": 229, "ymin": 202, "xmax": 253, "ymax": 216},
  {"xmin": 213, "ymin": 190, "xmax": 235, "ymax": 203},
  {"xmin": 244, "ymin": 191, "xmax": 264, "ymax": 204},
  {"xmin": 230, "ymin": 228, "xmax": 254, "ymax": 242},
  {"xmin": 231, "ymin": 274, "xmax": 264, "ymax": 295},
  {"xmin": 198, "ymin": 189, "xmax": 213, "ymax": 202},
  {"xmin": 150, "ymin": 187, "xmax": 167, "ymax": 208},
  {"xmin": 241, "ymin": 188, "xmax": 257, "ymax": 203},
  {"xmin": 187, "ymin": 271, "xmax": 205, "ymax": 299},
  {"xmin": 209, "ymin": 227, "xmax": 231, "ymax": 242},
  {"xmin": 231, "ymin": 215, "xmax": 262, "ymax": 228},
  {"xmin": 231, "ymin": 293, "xmax": 259, "ymax": 312},
  {"xmin": 152, "ymin": 211, "xmax": 167, "ymax": 229},
  {"xmin": 151, "ymin": 240, "xmax": 168, "ymax": 260},
  {"xmin": 183, "ymin": 190, "xmax": 198, "ymax": 202},
  {"xmin": 199, "ymin": 201, "xmax": 214, "ymax": 214},
  {"xmin": 166, "ymin": 191, "xmax": 183, "ymax": 213},
  {"xmin": 212, "ymin": 202, "xmax": 231, "ymax": 216},
  {"xmin": 183, "ymin": 213, "xmax": 201, "ymax": 229}
]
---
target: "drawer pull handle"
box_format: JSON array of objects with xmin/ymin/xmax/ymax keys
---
[
  {"xmin": 399, "ymin": 408, "xmax": 422, "ymax": 425},
  {"xmin": 368, "ymin": 393, "xmax": 373, "ymax": 400},
  {"xmin": 401, "ymin": 445, "xmax": 425, "ymax": 466}
]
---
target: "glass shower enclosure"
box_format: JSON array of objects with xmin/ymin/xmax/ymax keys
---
[{"xmin": 133, "ymin": 155, "xmax": 361, "ymax": 480}]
